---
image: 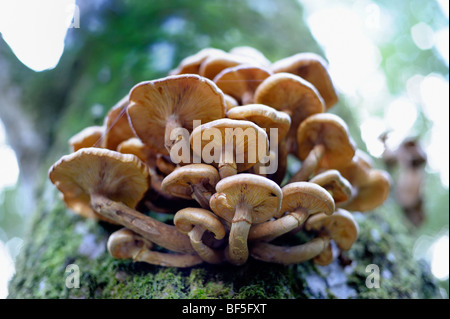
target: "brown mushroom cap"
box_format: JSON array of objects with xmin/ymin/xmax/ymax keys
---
[
  {"xmin": 117, "ymin": 137, "xmax": 157, "ymax": 167},
  {"xmin": 338, "ymin": 150, "xmax": 373, "ymax": 186},
  {"xmin": 213, "ymin": 65, "xmax": 272, "ymax": 105},
  {"xmin": 102, "ymin": 95, "xmax": 136, "ymax": 150},
  {"xmin": 305, "ymin": 208, "xmax": 359, "ymax": 251},
  {"xmin": 189, "ymin": 118, "xmax": 269, "ymax": 178},
  {"xmin": 278, "ymin": 181, "xmax": 335, "ymax": 218},
  {"xmin": 309, "ymin": 169, "xmax": 353, "ymax": 206},
  {"xmin": 69, "ymin": 125, "xmax": 104, "ymax": 152},
  {"xmin": 198, "ymin": 52, "xmax": 255, "ymax": 80},
  {"xmin": 271, "ymin": 52, "xmax": 338, "ymax": 109},
  {"xmin": 48, "ymin": 147, "xmax": 149, "ymax": 222},
  {"xmin": 229, "ymin": 46, "xmax": 271, "ymax": 67},
  {"xmin": 174, "ymin": 207, "xmax": 226, "ymax": 240},
  {"xmin": 341, "ymin": 169, "xmax": 391, "ymax": 212},
  {"xmin": 226, "ymin": 104, "xmax": 291, "ymax": 142},
  {"xmin": 169, "ymin": 47, "xmax": 225, "ymax": 76},
  {"xmin": 127, "ymin": 74, "xmax": 226, "ymax": 155},
  {"xmin": 297, "ymin": 113, "xmax": 356, "ymax": 169},
  {"xmin": 161, "ymin": 164, "xmax": 219, "ymax": 208}
]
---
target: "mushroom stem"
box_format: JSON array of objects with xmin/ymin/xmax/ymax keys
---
[
  {"xmin": 289, "ymin": 144, "xmax": 325, "ymax": 183},
  {"xmin": 164, "ymin": 116, "xmax": 183, "ymax": 153},
  {"xmin": 248, "ymin": 209, "xmax": 308, "ymax": 242},
  {"xmin": 191, "ymin": 185, "xmax": 211, "ymax": 210},
  {"xmin": 250, "ymin": 237, "xmax": 329, "ymax": 265},
  {"xmin": 227, "ymin": 203, "xmax": 253, "ymax": 265},
  {"xmin": 134, "ymin": 247, "xmax": 204, "ymax": 268},
  {"xmin": 188, "ymin": 225, "xmax": 225, "ymax": 264},
  {"xmin": 90, "ymin": 193, "xmax": 195, "ymax": 254}
]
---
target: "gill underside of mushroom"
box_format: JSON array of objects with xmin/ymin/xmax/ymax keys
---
[
  {"xmin": 289, "ymin": 143, "xmax": 326, "ymax": 183},
  {"xmin": 164, "ymin": 116, "xmax": 183, "ymax": 154},
  {"xmin": 90, "ymin": 193, "xmax": 196, "ymax": 254},
  {"xmin": 227, "ymin": 203, "xmax": 253, "ymax": 265},
  {"xmin": 188, "ymin": 225, "xmax": 225, "ymax": 264},
  {"xmin": 248, "ymin": 209, "xmax": 308, "ymax": 242},
  {"xmin": 250, "ymin": 237, "xmax": 329, "ymax": 265}
]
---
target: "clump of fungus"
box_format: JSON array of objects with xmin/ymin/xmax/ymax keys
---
[{"xmin": 49, "ymin": 46, "xmax": 391, "ymax": 269}]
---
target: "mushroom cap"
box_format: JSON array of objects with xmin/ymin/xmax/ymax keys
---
[
  {"xmin": 69, "ymin": 125, "xmax": 104, "ymax": 152},
  {"xmin": 199, "ymin": 52, "xmax": 255, "ymax": 80},
  {"xmin": 305, "ymin": 208, "xmax": 359, "ymax": 251},
  {"xmin": 161, "ymin": 164, "xmax": 220, "ymax": 200},
  {"xmin": 102, "ymin": 95, "xmax": 136, "ymax": 150},
  {"xmin": 338, "ymin": 150, "xmax": 373, "ymax": 186},
  {"xmin": 117, "ymin": 137, "xmax": 156, "ymax": 167},
  {"xmin": 213, "ymin": 65, "xmax": 272, "ymax": 104},
  {"xmin": 210, "ymin": 173, "xmax": 282, "ymax": 224},
  {"xmin": 174, "ymin": 207, "xmax": 226, "ymax": 240},
  {"xmin": 169, "ymin": 47, "xmax": 225, "ymax": 75},
  {"xmin": 127, "ymin": 74, "xmax": 226, "ymax": 154},
  {"xmin": 342, "ymin": 169, "xmax": 391, "ymax": 212},
  {"xmin": 297, "ymin": 113, "xmax": 356, "ymax": 169},
  {"xmin": 48, "ymin": 147, "xmax": 149, "ymax": 221},
  {"xmin": 254, "ymin": 72, "xmax": 325, "ymax": 141},
  {"xmin": 309, "ymin": 169, "xmax": 353, "ymax": 205},
  {"xmin": 223, "ymin": 94, "xmax": 239, "ymax": 110},
  {"xmin": 226, "ymin": 104, "xmax": 291, "ymax": 142},
  {"xmin": 107, "ymin": 228, "xmax": 151, "ymax": 259},
  {"xmin": 189, "ymin": 118, "xmax": 269, "ymax": 172},
  {"xmin": 277, "ymin": 181, "xmax": 335, "ymax": 218},
  {"xmin": 270, "ymin": 52, "xmax": 338, "ymax": 109},
  {"xmin": 229, "ymin": 46, "xmax": 271, "ymax": 67}
]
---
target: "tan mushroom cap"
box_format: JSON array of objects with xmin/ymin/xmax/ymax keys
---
[
  {"xmin": 69, "ymin": 125, "xmax": 104, "ymax": 152},
  {"xmin": 127, "ymin": 74, "xmax": 226, "ymax": 155},
  {"xmin": 271, "ymin": 52, "xmax": 338, "ymax": 109},
  {"xmin": 189, "ymin": 118, "xmax": 269, "ymax": 175},
  {"xmin": 277, "ymin": 181, "xmax": 335, "ymax": 218},
  {"xmin": 223, "ymin": 94, "xmax": 239, "ymax": 110},
  {"xmin": 199, "ymin": 52, "xmax": 255, "ymax": 80},
  {"xmin": 305, "ymin": 208, "xmax": 359, "ymax": 251},
  {"xmin": 210, "ymin": 173, "xmax": 282, "ymax": 224},
  {"xmin": 226, "ymin": 104, "xmax": 291, "ymax": 142},
  {"xmin": 102, "ymin": 95, "xmax": 136, "ymax": 150},
  {"xmin": 338, "ymin": 150, "xmax": 373, "ymax": 186},
  {"xmin": 169, "ymin": 47, "xmax": 225, "ymax": 75},
  {"xmin": 117, "ymin": 137, "xmax": 156, "ymax": 167},
  {"xmin": 174, "ymin": 207, "xmax": 226, "ymax": 240},
  {"xmin": 213, "ymin": 65, "xmax": 272, "ymax": 105},
  {"xmin": 161, "ymin": 164, "xmax": 219, "ymax": 200},
  {"xmin": 229, "ymin": 46, "xmax": 271, "ymax": 67},
  {"xmin": 310, "ymin": 169, "xmax": 353, "ymax": 205},
  {"xmin": 48, "ymin": 147, "xmax": 149, "ymax": 222},
  {"xmin": 342, "ymin": 169, "xmax": 391, "ymax": 212},
  {"xmin": 297, "ymin": 113, "xmax": 356, "ymax": 169}
]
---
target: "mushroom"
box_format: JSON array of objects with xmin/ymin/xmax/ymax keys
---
[
  {"xmin": 169, "ymin": 47, "xmax": 225, "ymax": 76},
  {"xmin": 229, "ymin": 46, "xmax": 271, "ymax": 67},
  {"xmin": 248, "ymin": 182, "xmax": 335, "ymax": 242},
  {"xmin": 309, "ymin": 169, "xmax": 353, "ymax": 206},
  {"xmin": 127, "ymin": 74, "xmax": 226, "ymax": 157},
  {"xmin": 161, "ymin": 164, "xmax": 220, "ymax": 209},
  {"xmin": 156, "ymin": 154, "xmax": 177, "ymax": 176},
  {"xmin": 189, "ymin": 118, "xmax": 269, "ymax": 179},
  {"xmin": 108, "ymin": 228, "xmax": 203, "ymax": 268},
  {"xmin": 341, "ymin": 169, "xmax": 391, "ymax": 212},
  {"xmin": 254, "ymin": 72, "xmax": 325, "ymax": 153},
  {"xmin": 48, "ymin": 147, "xmax": 195, "ymax": 254},
  {"xmin": 198, "ymin": 52, "xmax": 255, "ymax": 80},
  {"xmin": 270, "ymin": 52, "xmax": 338, "ymax": 109},
  {"xmin": 209, "ymin": 174, "xmax": 282, "ymax": 265},
  {"xmin": 338, "ymin": 150, "xmax": 373, "ymax": 187},
  {"xmin": 250, "ymin": 237, "xmax": 329, "ymax": 265},
  {"xmin": 289, "ymin": 113, "xmax": 356, "ymax": 182},
  {"xmin": 117, "ymin": 137, "xmax": 157, "ymax": 167},
  {"xmin": 101, "ymin": 95, "xmax": 136, "ymax": 151},
  {"xmin": 305, "ymin": 208, "xmax": 359, "ymax": 266},
  {"xmin": 223, "ymin": 94, "xmax": 239, "ymax": 110},
  {"xmin": 213, "ymin": 65, "xmax": 272, "ymax": 105},
  {"xmin": 174, "ymin": 207, "xmax": 226, "ymax": 264},
  {"xmin": 69, "ymin": 125, "xmax": 104, "ymax": 152}
]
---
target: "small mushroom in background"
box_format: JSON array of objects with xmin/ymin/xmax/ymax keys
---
[
  {"xmin": 48, "ymin": 147, "xmax": 196, "ymax": 254},
  {"xmin": 213, "ymin": 65, "xmax": 272, "ymax": 105},
  {"xmin": 198, "ymin": 51, "xmax": 256, "ymax": 80},
  {"xmin": 210, "ymin": 174, "xmax": 282, "ymax": 265},
  {"xmin": 117, "ymin": 137, "xmax": 157, "ymax": 168},
  {"xmin": 229, "ymin": 46, "xmax": 271, "ymax": 68},
  {"xmin": 169, "ymin": 47, "xmax": 225, "ymax": 76},
  {"xmin": 161, "ymin": 164, "xmax": 220, "ymax": 209},
  {"xmin": 101, "ymin": 95, "xmax": 137, "ymax": 151},
  {"xmin": 304, "ymin": 208, "xmax": 359, "ymax": 266},
  {"xmin": 248, "ymin": 182, "xmax": 335, "ymax": 242},
  {"xmin": 254, "ymin": 72, "xmax": 325, "ymax": 153},
  {"xmin": 309, "ymin": 169, "xmax": 353, "ymax": 207},
  {"xmin": 69, "ymin": 125, "xmax": 104, "ymax": 152},
  {"xmin": 270, "ymin": 52, "xmax": 339, "ymax": 110},
  {"xmin": 289, "ymin": 113, "xmax": 356, "ymax": 183},
  {"xmin": 108, "ymin": 228, "xmax": 203, "ymax": 268},
  {"xmin": 189, "ymin": 118, "xmax": 269, "ymax": 179},
  {"xmin": 127, "ymin": 74, "xmax": 226, "ymax": 158},
  {"xmin": 174, "ymin": 208, "xmax": 226, "ymax": 264}
]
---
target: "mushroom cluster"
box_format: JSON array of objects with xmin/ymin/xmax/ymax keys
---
[{"xmin": 49, "ymin": 46, "xmax": 391, "ymax": 268}]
